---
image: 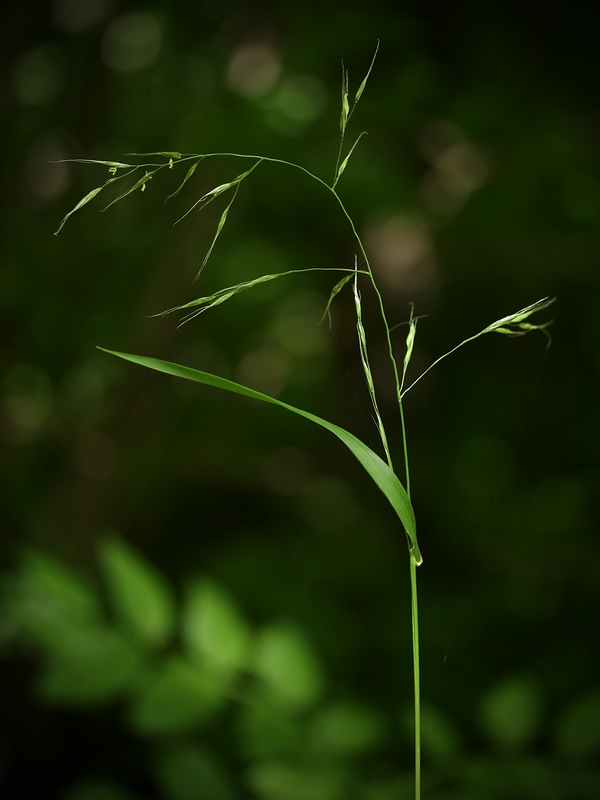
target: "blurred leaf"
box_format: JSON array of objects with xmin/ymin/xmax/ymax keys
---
[
  {"xmin": 236, "ymin": 700, "xmax": 301, "ymax": 758},
  {"xmin": 4, "ymin": 549, "xmax": 99, "ymax": 652},
  {"xmin": 459, "ymin": 755, "xmax": 574, "ymax": 799},
  {"xmin": 309, "ymin": 701, "xmax": 385, "ymax": 756},
  {"xmin": 361, "ymin": 774, "xmax": 417, "ymax": 800},
  {"xmin": 253, "ymin": 624, "xmax": 324, "ymax": 709},
  {"xmin": 182, "ymin": 578, "xmax": 250, "ymax": 672},
  {"xmin": 64, "ymin": 780, "xmax": 142, "ymax": 800},
  {"xmin": 247, "ymin": 760, "xmax": 344, "ymax": 800},
  {"xmin": 419, "ymin": 702, "xmax": 463, "ymax": 759},
  {"xmin": 555, "ymin": 689, "xmax": 600, "ymax": 761},
  {"xmin": 154, "ymin": 744, "xmax": 236, "ymax": 800},
  {"xmin": 479, "ymin": 674, "xmax": 543, "ymax": 750},
  {"xmin": 99, "ymin": 537, "xmax": 174, "ymax": 648},
  {"xmin": 39, "ymin": 626, "xmax": 142, "ymax": 705},
  {"xmin": 128, "ymin": 657, "xmax": 223, "ymax": 735}
]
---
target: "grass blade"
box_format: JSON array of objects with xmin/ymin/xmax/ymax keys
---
[{"xmin": 99, "ymin": 348, "xmax": 421, "ymax": 564}]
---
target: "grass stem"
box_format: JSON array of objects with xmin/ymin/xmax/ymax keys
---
[{"xmin": 410, "ymin": 551, "xmax": 421, "ymax": 800}]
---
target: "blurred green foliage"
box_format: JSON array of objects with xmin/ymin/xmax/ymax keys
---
[
  {"xmin": 1, "ymin": 0, "xmax": 599, "ymax": 798},
  {"xmin": 4, "ymin": 538, "xmax": 600, "ymax": 798}
]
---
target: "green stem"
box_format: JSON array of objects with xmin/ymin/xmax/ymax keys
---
[
  {"xmin": 115, "ymin": 147, "xmax": 422, "ymax": 793},
  {"xmin": 333, "ymin": 131, "xmax": 346, "ymax": 188},
  {"xmin": 401, "ymin": 332, "xmax": 483, "ymax": 398},
  {"xmin": 410, "ymin": 551, "xmax": 421, "ymax": 800},
  {"xmin": 399, "ymin": 400, "xmax": 411, "ymax": 498}
]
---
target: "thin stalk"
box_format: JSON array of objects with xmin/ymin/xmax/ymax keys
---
[
  {"xmin": 401, "ymin": 332, "xmax": 483, "ymax": 398},
  {"xmin": 399, "ymin": 402, "xmax": 411, "ymax": 498},
  {"xmin": 410, "ymin": 551, "xmax": 421, "ymax": 800},
  {"xmin": 335, "ymin": 178, "xmax": 420, "ymax": 800},
  {"xmin": 332, "ymin": 140, "xmax": 344, "ymax": 187}
]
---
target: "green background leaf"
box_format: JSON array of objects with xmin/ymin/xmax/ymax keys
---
[{"xmin": 99, "ymin": 537, "xmax": 174, "ymax": 647}]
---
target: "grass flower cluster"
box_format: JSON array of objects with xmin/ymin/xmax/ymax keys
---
[{"xmin": 56, "ymin": 45, "xmax": 553, "ymax": 798}]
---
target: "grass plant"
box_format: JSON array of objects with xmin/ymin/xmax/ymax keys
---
[{"xmin": 56, "ymin": 45, "xmax": 553, "ymax": 798}]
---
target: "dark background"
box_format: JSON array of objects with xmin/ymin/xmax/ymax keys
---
[{"xmin": 1, "ymin": 1, "xmax": 599, "ymax": 798}]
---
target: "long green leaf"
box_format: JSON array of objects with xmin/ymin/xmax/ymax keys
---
[{"xmin": 99, "ymin": 348, "xmax": 421, "ymax": 564}]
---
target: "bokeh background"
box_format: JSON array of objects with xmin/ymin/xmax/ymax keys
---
[{"xmin": 1, "ymin": 1, "xmax": 599, "ymax": 798}]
